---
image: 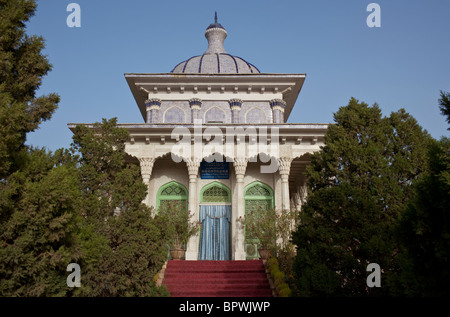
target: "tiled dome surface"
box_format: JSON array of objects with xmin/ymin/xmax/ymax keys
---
[{"xmin": 171, "ymin": 53, "xmax": 260, "ymax": 74}]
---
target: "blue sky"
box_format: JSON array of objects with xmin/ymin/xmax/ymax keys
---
[{"xmin": 26, "ymin": 0, "xmax": 450, "ymax": 151}]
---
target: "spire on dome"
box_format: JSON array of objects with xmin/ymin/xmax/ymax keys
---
[
  {"xmin": 205, "ymin": 12, "xmax": 227, "ymax": 54},
  {"xmin": 207, "ymin": 11, "xmax": 225, "ymax": 30},
  {"xmin": 171, "ymin": 13, "xmax": 261, "ymax": 74}
]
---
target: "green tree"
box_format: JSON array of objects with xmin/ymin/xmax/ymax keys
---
[
  {"xmin": 292, "ymin": 98, "xmax": 431, "ymax": 296},
  {"xmin": 0, "ymin": 0, "xmax": 59, "ymax": 178},
  {"xmin": 0, "ymin": 1, "xmax": 169, "ymax": 296},
  {"xmin": 439, "ymin": 90, "xmax": 450, "ymax": 130},
  {"xmin": 71, "ymin": 118, "xmax": 169, "ymax": 297},
  {"xmin": 0, "ymin": 0, "xmax": 76, "ymax": 296},
  {"xmin": 0, "ymin": 148, "xmax": 80, "ymax": 296},
  {"xmin": 396, "ymin": 93, "xmax": 450, "ymax": 296}
]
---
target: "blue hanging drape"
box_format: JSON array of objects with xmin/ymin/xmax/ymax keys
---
[{"xmin": 198, "ymin": 205, "xmax": 231, "ymax": 261}]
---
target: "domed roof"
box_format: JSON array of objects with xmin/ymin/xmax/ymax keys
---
[{"xmin": 171, "ymin": 13, "xmax": 260, "ymax": 74}]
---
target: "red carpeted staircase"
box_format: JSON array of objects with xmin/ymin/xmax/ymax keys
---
[{"xmin": 162, "ymin": 260, "xmax": 273, "ymax": 297}]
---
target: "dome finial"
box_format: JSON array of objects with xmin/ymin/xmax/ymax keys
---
[{"xmin": 205, "ymin": 12, "xmax": 227, "ymax": 54}]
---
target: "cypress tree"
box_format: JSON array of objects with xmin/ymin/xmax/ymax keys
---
[
  {"xmin": 71, "ymin": 119, "xmax": 169, "ymax": 297},
  {"xmin": 292, "ymin": 98, "xmax": 432, "ymax": 296},
  {"xmin": 0, "ymin": 0, "xmax": 59, "ymax": 178},
  {"xmin": 0, "ymin": 0, "xmax": 75, "ymax": 296},
  {"xmin": 439, "ymin": 90, "xmax": 450, "ymax": 130},
  {"xmin": 396, "ymin": 93, "xmax": 450, "ymax": 296}
]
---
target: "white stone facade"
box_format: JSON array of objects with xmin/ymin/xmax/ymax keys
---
[{"xmin": 122, "ymin": 123, "xmax": 327, "ymax": 260}]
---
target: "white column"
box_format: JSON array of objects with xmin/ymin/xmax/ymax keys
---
[
  {"xmin": 233, "ymin": 158, "xmax": 247, "ymax": 260},
  {"xmin": 278, "ymin": 157, "xmax": 292, "ymax": 211},
  {"xmin": 185, "ymin": 159, "xmax": 200, "ymax": 260},
  {"xmin": 138, "ymin": 157, "xmax": 155, "ymax": 208}
]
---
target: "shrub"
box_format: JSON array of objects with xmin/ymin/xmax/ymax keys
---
[
  {"xmin": 278, "ymin": 287, "xmax": 292, "ymax": 297},
  {"xmin": 267, "ymin": 255, "xmax": 293, "ymax": 297},
  {"xmin": 157, "ymin": 200, "xmax": 200, "ymax": 250}
]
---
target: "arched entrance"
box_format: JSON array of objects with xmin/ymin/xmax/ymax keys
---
[
  {"xmin": 198, "ymin": 182, "xmax": 232, "ymax": 260},
  {"xmin": 244, "ymin": 181, "xmax": 274, "ymax": 259}
]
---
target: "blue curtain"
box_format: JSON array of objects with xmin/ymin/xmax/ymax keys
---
[{"xmin": 198, "ymin": 205, "xmax": 231, "ymax": 261}]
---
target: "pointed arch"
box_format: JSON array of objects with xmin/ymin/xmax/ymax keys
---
[
  {"xmin": 245, "ymin": 106, "xmax": 267, "ymax": 124},
  {"xmin": 156, "ymin": 181, "xmax": 188, "ymax": 211},
  {"xmin": 244, "ymin": 181, "xmax": 274, "ymax": 208},
  {"xmin": 163, "ymin": 106, "xmax": 186, "ymax": 123},
  {"xmin": 204, "ymin": 106, "xmax": 227, "ymax": 123},
  {"xmin": 200, "ymin": 181, "xmax": 231, "ymax": 203}
]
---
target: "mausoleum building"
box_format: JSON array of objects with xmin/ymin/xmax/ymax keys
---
[{"xmin": 69, "ymin": 15, "xmax": 328, "ymax": 261}]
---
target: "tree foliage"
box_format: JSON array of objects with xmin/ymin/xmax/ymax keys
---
[
  {"xmin": 395, "ymin": 93, "xmax": 450, "ymax": 296},
  {"xmin": 292, "ymin": 98, "xmax": 432, "ymax": 296},
  {"xmin": 0, "ymin": 0, "xmax": 67, "ymax": 296},
  {"xmin": 0, "ymin": 149, "xmax": 80, "ymax": 296},
  {"xmin": 439, "ymin": 90, "xmax": 450, "ymax": 130},
  {"xmin": 397, "ymin": 138, "xmax": 450, "ymax": 296},
  {"xmin": 0, "ymin": 2, "xmax": 169, "ymax": 296},
  {"xmin": 157, "ymin": 200, "xmax": 200, "ymax": 250},
  {"xmin": 0, "ymin": 0, "xmax": 59, "ymax": 178},
  {"xmin": 70, "ymin": 119, "xmax": 169, "ymax": 297}
]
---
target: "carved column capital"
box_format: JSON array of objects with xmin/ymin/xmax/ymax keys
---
[
  {"xmin": 189, "ymin": 98, "xmax": 202, "ymax": 109},
  {"xmin": 228, "ymin": 98, "xmax": 243, "ymax": 111},
  {"xmin": 145, "ymin": 98, "xmax": 162, "ymax": 108},
  {"xmin": 186, "ymin": 159, "xmax": 201, "ymax": 180},
  {"xmin": 269, "ymin": 99, "xmax": 286, "ymax": 110},
  {"xmin": 278, "ymin": 157, "xmax": 292, "ymax": 178},
  {"xmin": 138, "ymin": 157, "xmax": 155, "ymax": 183},
  {"xmin": 234, "ymin": 158, "xmax": 247, "ymax": 178}
]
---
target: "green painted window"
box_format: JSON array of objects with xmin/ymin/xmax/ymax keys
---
[
  {"xmin": 245, "ymin": 183, "xmax": 272, "ymax": 197},
  {"xmin": 200, "ymin": 182, "xmax": 231, "ymax": 203},
  {"xmin": 157, "ymin": 181, "xmax": 188, "ymax": 211},
  {"xmin": 244, "ymin": 182, "xmax": 274, "ymax": 212}
]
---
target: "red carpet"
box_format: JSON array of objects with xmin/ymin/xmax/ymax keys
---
[{"xmin": 162, "ymin": 260, "xmax": 273, "ymax": 297}]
